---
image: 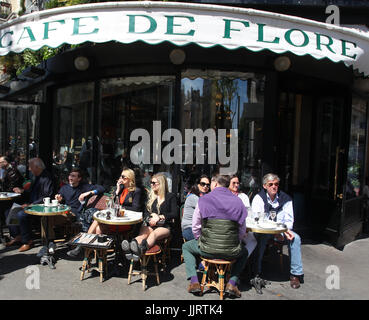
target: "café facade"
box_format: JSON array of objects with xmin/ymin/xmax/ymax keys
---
[{"xmin": 0, "ymin": 1, "xmax": 369, "ymax": 248}]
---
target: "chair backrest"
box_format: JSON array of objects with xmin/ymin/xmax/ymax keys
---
[
  {"xmin": 22, "ymin": 180, "xmax": 31, "ymax": 191},
  {"xmin": 86, "ymin": 194, "xmax": 108, "ymax": 210}
]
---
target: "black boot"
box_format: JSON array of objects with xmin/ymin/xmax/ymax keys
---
[
  {"xmin": 130, "ymin": 239, "xmax": 148, "ymax": 261},
  {"xmin": 121, "ymin": 240, "xmax": 133, "ymax": 260},
  {"xmin": 140, "ymin": 239, "xmax": 148, "ymax": 255}
]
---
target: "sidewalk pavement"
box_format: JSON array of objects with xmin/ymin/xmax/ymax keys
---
[{"xmin": 0, "ymin": 234, "xmax": 369, "ymax": 300}]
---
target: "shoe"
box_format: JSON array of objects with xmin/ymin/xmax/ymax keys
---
[
  {"xmin": 130, "ymin": 239, "xmax": 148, "ymax": 257},
  {"xmin": 290, "ymin": 275, "xmax": 301, "ymax": 289},
  {"xmin": 225, "ymin": 283, "xmax": 242, "ymax": 298},
  {"xmin": 5, "ymin": 236, "xmax": 21, "ymax": 247},
  {"xmin": 67, "ymin": 245, "xmax": 82, "ymax": 258},
  {"xmin": 121, "ymin": 240, "xmax": 133, "ymax": 260},
  {"xmin": 188, "ymin": 282, "xmax": 201, "ymax": 295},
  {"xmin": 19, "ymin": 241, "xmax": 33, "ymax": 252}
]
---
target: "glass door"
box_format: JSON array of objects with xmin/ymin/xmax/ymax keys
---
[{"xmin": 309, "ymin": 96, "xmax": 347, "ymax": 239}]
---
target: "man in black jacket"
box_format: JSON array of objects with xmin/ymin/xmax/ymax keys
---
[
  {"xmin": 0, "ymin": 156, "xmax": 24, "ymax": 192},
  {"xmin": 0, "ymin": 156, "xmax": 24, "ymax": 241},
  {"xmin": 6, "ymin": 158, "xmax": 54, "ymax": 252}
]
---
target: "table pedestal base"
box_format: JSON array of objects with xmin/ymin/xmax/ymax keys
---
[
  {"xmin": 40, "ymin": 253, "xmax": 56, "ymax": 269},
  {"xmin": 250, "ymin": 275, "xmax": 270, "ymax": 294}
]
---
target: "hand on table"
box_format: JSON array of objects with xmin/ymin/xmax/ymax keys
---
[
  {"xmin": 284, "ymin": 229, "xmax": 295, "ymax": 241},
  {"xmin": 13, "ymin": 187, "xmax": 23, "ymax": 194},
  {"xmin": 21, "ymin": 203, "xmax": 29, "ymax": 209},
  {"xmin": 55, "ymin": 194, "xmax": 63, "ymax": 202}
]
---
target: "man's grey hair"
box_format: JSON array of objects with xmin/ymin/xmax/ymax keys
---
[
  {"xmin": 29, "ymin": 158, "xmax": 45, "ymax": 170},
  {"xmin": 262, "ymin": 173, "xmax": 280, "ymax": 185}
]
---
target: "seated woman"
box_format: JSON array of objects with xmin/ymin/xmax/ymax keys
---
[
  {"xmin": 121, "ymin": 173, "xmax": 177, "ymax": 260},
  {"xmin": 181, "ymin": 174, "xmax": 210, "ymax": 241},
  {"xmin": 88, "ymin": 168, "xmax": 143, "ymax": 235}
]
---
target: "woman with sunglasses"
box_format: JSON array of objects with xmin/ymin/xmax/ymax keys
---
[
  {"xmin": 229, "ymin": 174, "xmax": 257, "ymax": 258},
  {"xmin": 229, "ymin": 174, "xmax": 250, "ymax": 208},
  {"xmin": 87, "ymin": 168, "xmax": 143, "ymax": 234},
  {"xmin": 181, "ymin": 175, "xmax": 210, "ymax": 241},
  {"xmin": 121, "ymin": 173, "xmax": 177, "ymax": 260}
]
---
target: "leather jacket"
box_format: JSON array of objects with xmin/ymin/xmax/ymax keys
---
[{"xmin": 1, "ymin": 165, "xmax": 24, "ymax": 192}]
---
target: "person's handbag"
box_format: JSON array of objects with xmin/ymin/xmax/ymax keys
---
[
  {"xmin": 143, "ymin": 214, "xmax": 165, "ymax": 227},
  {"xmin": 80, "ymin": 207, "xmax": 99, "ymax": 232}
]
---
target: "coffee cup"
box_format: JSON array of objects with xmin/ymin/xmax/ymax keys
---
[
  {"xmin": 43, "ymin": 197, "xmax": 51, "ymax": 206},
  {"xmin": 52, "ymin": 199, "xmax": 58, "ymax": 206}
]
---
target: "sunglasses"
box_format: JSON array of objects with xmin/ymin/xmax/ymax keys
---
[
  {"xmin": 121, "ymin": 175, "xmax": 128, "ymax": 179},
  {"xmin": 267, "ymin": 182, "xmax": 279, "ymax": 187},
  {"xmin": 150, "ymin": 181, "xmax": 159, "ymax": 186},
  {"xmin": 199, "ymin": 182, "xmax": 210, "ymax": 188}
]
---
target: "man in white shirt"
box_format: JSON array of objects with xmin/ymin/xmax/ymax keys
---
[{"xmin": 251, "ymin": 173, "xmax": 304, "ymax": 289}]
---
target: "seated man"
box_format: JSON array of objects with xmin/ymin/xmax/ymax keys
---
[
  {"xmin": 0, "ymin": 156, "xmax": 24, "ymax": 192},
  {"xmin": 251, "ymin": 173, "xmax": 304, "ymax": 289},
  {"xmin": 55, "ymin": 168, "xmax": 105, "ymax": 258},
  {"xmin": 182, "ymin": 174, "xmax": 248, "ymax": 298},
  {"xmin": 5, "ymin": 158, "xmax": 54, "ymax": 252},
  {"xmin": 0, "ymin": 156, "xmax": 24, "ymax": 240}
]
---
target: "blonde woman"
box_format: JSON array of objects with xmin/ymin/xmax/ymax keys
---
[
  {"xmin": 121, "ymin": 173, "xmax": 177, "ymax": 260},
  {"xmin": 88, "ymin": 168, "xmax": 143, "ymax": 234}
]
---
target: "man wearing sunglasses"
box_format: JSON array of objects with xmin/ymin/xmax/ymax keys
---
[{"xmin": 251, "ymin": 173, "xmax": 304, "ymax": 289}]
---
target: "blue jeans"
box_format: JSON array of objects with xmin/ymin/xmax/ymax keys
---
[
  {"xmin": 255, "ymin": 231, "xmax": 303, "ymax": 276},
  {"xmin": 5, "ymin": 209, "xmax": 32, "ymax": 244},
  {"xmin": 182, "ymin": 227, "xmax": 195, "ymax": 241}
]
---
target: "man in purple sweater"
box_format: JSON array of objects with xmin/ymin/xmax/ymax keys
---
[{"xmin": 182, "ymin": 174, "xmax": 249, "ymax": 298}]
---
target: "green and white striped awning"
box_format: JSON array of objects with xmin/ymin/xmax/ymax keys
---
[{"xmin": 0, "ymin": 1, "xmax": 368, "ymax": 75}]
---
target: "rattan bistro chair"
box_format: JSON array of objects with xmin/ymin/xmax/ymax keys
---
[{"xmin": 200, "ymin": 257, "xmax": 235, "ymax": 300}]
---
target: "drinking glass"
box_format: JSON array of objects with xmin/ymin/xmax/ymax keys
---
[
  {"xmin": 269, "ymin": 210, "xmax": 277, "ymax": 221},
  {"xmin": 254, "ymin": 211, "xmax": 260, "ymax": 224}
]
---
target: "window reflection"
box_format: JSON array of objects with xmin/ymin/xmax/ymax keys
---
[
  {"xmin": 53, "ymin": 82, "xmax": 94, "ymax": 186},
  {"xmin": 346, "ymin": 96, "xmax": 367, "ymax": 199},
  {"xmin": 0, "ymin": 104, "xmax": 39, "ymax": 178},
  {"xmin": 100, "ymin": 76, "xmax": 176, "ymax": 191},
  {"xmin": 180, "ymin": 70, "xmax": 265, "ymax": 197}
]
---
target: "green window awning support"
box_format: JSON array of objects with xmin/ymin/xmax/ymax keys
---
[{"xmin": 0, "ymin": 1, "xmax": 368, "ymax": 75}]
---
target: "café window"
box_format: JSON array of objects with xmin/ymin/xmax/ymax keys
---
[
  {"xmin": 0, "ymin": 103, "xmax": 40, "ymax": 178},
  {"xmin": 99, "ymin": 76, "xmax": 176, "ymax": 191},
  {"xmin": 180, "ymin": 69, "xmax": 265, "ymax": 197},
  {"xmin": 53, "ymin": 82, "xmax": 94, "ymax": 186},
  {"xmin": 346, "ymin": 96, "xmax": 368, "ymax": 199}
]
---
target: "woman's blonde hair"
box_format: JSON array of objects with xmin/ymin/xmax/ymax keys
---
[
  {"xmin": 146, "ymin": 173, "xmax": 168, "ymax": 214},
  {"xmin": 122, "ymin": 168, "xmax": 136, "ymax": 192}
]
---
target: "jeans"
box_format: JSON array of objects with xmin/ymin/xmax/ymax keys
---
[
  {"xmin": 6, "ymin": 209, "xmax": 32, "ymax": 244},
  {"xmin": 182, "ymin": 239, "xmax": 249, "ymax": 284},
  {"xmin": 255, "ymin": 231, "xmax": 303, "ymax": 276},
  {"xmin": 182, "ymin": 227, "xmax": 195, "ymax": 241}
]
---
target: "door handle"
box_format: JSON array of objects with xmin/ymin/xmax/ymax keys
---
[{"xmin": 334, "ymin": 147, "xmax": 345, "ymax": 201}]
